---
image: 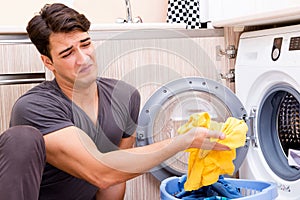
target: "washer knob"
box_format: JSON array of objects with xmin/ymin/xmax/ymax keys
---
[
  {"xmin": 272, "ymin": 47, "xmax": 280, "ymax": 61},
  {"xmin": 271, "ymin": 37, "xmax": 283, "ymax": 61}
]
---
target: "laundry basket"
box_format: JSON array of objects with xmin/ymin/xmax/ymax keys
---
[{"xmin": 160, "ymin": 176, "xmax": 278, "ymax": 200}]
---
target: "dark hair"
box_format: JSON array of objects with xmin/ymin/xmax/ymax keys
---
[{"xmin": 26, "ymin": 3, "xmax": 91, "ymax": 60}]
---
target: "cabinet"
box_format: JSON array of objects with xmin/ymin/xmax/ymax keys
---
[
  {"xmin": 0, "ymin": 37, "xmax": 46, "ymax": 132},
  {"xmin": 208, "ymin": 0, "xmax": 300, "ymax": 28}
]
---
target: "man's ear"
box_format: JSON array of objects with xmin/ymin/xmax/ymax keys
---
[{"xmin": 41, "ymin": 55, "xmax": 55, "ymax": 72}]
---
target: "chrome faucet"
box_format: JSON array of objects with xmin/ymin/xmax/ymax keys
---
[
  {"xmin": 125, "ymin": 0, "xmax": 133, "ymax": 23},
  {"xmin": 116, "ymin": 0, "xmax": 142, "ymax": 23}
]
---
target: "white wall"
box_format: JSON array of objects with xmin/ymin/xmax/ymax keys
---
[
  {"xmin": 0, "ymin": 0, "xmax": 56, "ymax": 26},
  {"xmin": 74, "ymin": 0, "xmax": 168, "ymax": 24},
  {"xmin": 0, "ymin": 0, "xmax": 168, "ymax": 26}
]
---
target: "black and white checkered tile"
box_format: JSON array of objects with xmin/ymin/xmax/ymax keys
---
[{"xmin": 167, "ymin": 0, "xmax": 206, "ymax": 29}]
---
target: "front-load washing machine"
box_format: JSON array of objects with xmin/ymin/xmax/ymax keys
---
[
  {"xmin": 136, "ymin": 25, "xmax": 300, "ymax": 200},
  {"xmin": 235, "ymin": 25, "xmax": 300, "ymax": 199}
]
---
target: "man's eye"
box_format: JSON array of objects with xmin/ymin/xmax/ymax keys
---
[
  {"xmin": 62, "ymin": 52, "xmax": 72, "ymax": 58},
  {"xmin": 82, "ymin": 42, "xmax": 91, "ymax": 47}
]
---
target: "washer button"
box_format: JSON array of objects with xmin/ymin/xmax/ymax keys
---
[{"xmin": 272, "ymin": 48, "xmax": 280, "ymax": 61}]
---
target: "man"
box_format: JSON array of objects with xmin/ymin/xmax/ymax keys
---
[{"xmin": 0, "ymin": 3, "xmax": 229, "ymax": 200}]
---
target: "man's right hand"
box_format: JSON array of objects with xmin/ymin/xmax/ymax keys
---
[{"xmin": 185, "ymin": 127, "xmax": 230, "ymax": 151}]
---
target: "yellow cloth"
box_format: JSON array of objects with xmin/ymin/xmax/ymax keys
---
[{"xmin": 177, "ymin": 112, "xmax": 248, "ymax": 191}]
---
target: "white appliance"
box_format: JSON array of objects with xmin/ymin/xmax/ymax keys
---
[{"xmin": 235, "ymin": 24, "xmax": 300, "ymax": 200}]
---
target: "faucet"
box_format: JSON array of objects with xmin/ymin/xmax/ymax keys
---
[
  {"xmin": 116, "ymin": 0, "xmax": 142, "ymax": 23},
  {"xmin": 125, "ymin": 0, "xmax": 133, "ymax": 23}
]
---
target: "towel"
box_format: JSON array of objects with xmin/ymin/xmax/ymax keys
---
[
  {"xmin": 167, "ymin": 0, "xmax": 206, "ymax": 29},
  {"xmin": 177, "ymin": 112, "xmax": 248, "ymax": 191}
]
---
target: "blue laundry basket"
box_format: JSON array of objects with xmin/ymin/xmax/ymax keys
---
[{"xmin": 160, "ymin": 176, "xmax": 278, "ymax": 200}]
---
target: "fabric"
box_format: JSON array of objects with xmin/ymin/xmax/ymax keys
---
[
  {"xmin": 288, "ymin": 149, "xmax": 300, "ymax": 169},
  {"xmin": 177, "ymin": 112, "xmax": 248, "ymax": 191},
  {"xmin": 175, "ymin": 175, "xmax": 242, "ymax": 199},
  {"xmin": 0, "ymin": 126, "xmax": 46, "ymax": 200},
  {"xmin": 167, "ymin": 0, "xmax": 206, "ymax": 29},
  {"xmin": 9, "ymin": 77, "xmax": 140, "ymax": 199}
]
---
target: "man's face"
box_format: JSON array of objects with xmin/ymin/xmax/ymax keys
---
[{"xmin": 44, "ymin": 30, "xmax": 98, "ymax": 89}]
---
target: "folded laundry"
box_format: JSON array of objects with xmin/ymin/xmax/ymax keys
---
[
  {"xmin": 175, "ymin": 175, "xmax": 242, "ymax": 199},
  {"xmin": 177, "ymin": 112, "xmax": 248, "ymax": 191}
]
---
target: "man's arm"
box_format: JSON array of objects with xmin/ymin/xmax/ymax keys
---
[
  {"xmin": 44, "ymin": 126, "xmax": 228, "ymax": 189},
  {"xmin": 95, "ymin": 135, "xmax": 135, "ymax": 200}
]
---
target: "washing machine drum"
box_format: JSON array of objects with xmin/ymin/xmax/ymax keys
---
[
  {"xmin": 136, "ymin": 77, "xmax": 250, "ymax": 181},
  {"xmin": 258, "ymin": 84, "xmax": 300, "ymax": 181}
]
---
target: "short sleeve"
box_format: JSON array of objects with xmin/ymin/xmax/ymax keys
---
[
  {"xmin": 123, "ymin": 88, "xmax": 141, "ymax": 138},
  {"xmin": 10, "ymin": 92, "xmax": 74, "ymax": 135}
]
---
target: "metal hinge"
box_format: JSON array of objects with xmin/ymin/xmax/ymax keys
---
[
  {"xmin": 220, "ymin": 69, "xmax": 235, "ymax": 82},
  {"xmin": 245, "ymin": 107, "xmax": 258, "ymax": 148},
  {"xmin": 216, "ymin": 45, "xmax": 237, "ymax": 60}
]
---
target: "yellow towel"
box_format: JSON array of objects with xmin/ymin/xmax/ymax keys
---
[{"xmin": 177, "ymin": 112, "xmax": 248, "ymax": 191}]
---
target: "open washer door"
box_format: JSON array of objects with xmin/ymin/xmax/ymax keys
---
[{"xmin": 136, "ymin": 77, "xmax": 250, "ymax": 181}]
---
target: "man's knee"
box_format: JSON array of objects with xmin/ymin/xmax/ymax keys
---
[
  {"xmin": 0, "ymin": 126, "xmax": 45, "ymax": 200},
  {"xmin": 0, "ymin": 125, "xmax": 46, "ymax": 166}
]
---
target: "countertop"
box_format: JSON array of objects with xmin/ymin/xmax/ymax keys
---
[{"xmin": 0, "ymin": 23, "xmax": 224, "ymax": 44}]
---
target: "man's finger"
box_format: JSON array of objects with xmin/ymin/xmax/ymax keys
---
[{"xmin": 207, "ymin": 130, "xmax": 226, "ymax": 140}]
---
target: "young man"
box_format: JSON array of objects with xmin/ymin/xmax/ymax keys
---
[{"xmin": 1, "ymin": 3, "xmax": 229, "ymax": 200}]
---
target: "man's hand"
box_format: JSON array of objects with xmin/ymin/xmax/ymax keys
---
[{"xmin": 185, "ymin": 127, "xmax": 230, "ymax": 150}]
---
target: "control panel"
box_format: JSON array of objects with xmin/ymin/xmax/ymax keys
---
[{"xmin": 289, "ymin": 36, "xmax": 300, "ymax": 51}]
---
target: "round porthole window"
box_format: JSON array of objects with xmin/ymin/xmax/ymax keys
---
[
  {"xmin": 136, "ymin": 77, "xmax": 249, "ymax": 181},
  {"xmin": 258, "ymin": 84, "xmax": 300, "ymax": 181}
]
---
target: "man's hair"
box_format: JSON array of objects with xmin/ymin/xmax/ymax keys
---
[{"xmin": 26, "ymin": 3, "xmax": 91, "ymax": 60}]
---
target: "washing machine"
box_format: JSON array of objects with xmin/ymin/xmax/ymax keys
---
[
  {"xmin": 235, "ymin": 25, "xmax": 300, "ymax": 199},
  {"xmin": 136, "ymin": 24, "xmax": 300, "ymax": 200}
]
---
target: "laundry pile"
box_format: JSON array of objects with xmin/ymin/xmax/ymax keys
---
[
  {"xmin": 174, "ymin": 175, "xmax": 243, "ymax": 200},
  {"xmin": 177, "ymin": 112, "xmax": 248, "ymax": 193}
]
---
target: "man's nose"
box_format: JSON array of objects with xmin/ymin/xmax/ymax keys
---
[{"xmin": 76, "ymin": 49, "xmax": 88, "ymax": 65}]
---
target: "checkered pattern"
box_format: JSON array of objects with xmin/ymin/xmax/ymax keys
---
[{"xmin": 167, "ymin": 0, "xmax": 205, "ymax": 29}]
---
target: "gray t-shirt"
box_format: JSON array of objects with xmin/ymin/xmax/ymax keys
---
[{"xmin": 10, "ymin": 77, "xmax": 140, "ymax": 199}]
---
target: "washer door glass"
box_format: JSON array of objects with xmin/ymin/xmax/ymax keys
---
[
  {"xmin": 136, "ymin": 77, "xmax": 249, "ymax": 181},
  {"xmin": 153, "ymin": 90, "xmax": 231, "ymax": 175}
]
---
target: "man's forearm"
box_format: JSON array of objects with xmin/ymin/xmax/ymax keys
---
[{"xmin": 78, "ymin": 128, "xmax": 189, "ymax": 174}]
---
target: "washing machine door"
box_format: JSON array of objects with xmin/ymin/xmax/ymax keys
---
[{"xmin": 136, "ymin": 77, "xmax": 250, "ymax": 181}]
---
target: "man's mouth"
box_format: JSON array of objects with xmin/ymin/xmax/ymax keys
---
[{"xmin": 79, "ymin": 64, "xmax": 93, "ymax": 73}]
